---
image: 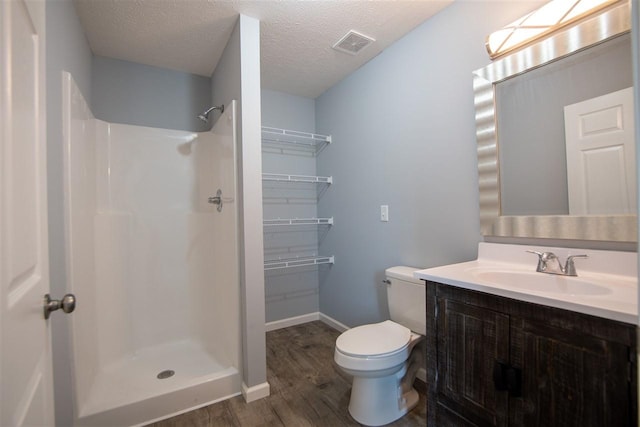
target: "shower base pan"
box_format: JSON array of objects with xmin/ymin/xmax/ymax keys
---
[{"xmin": 76, "ymin": 339, "xmax": 241, "ymax": 426}]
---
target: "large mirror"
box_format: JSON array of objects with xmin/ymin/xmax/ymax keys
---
[{"xmin": 474, "ymin": 1, "xmax": 636, "ymax": 242}]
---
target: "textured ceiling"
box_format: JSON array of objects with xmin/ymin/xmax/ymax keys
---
[{"xmin": 74, "ymin": 0, "xmax": 453, "ymax": 98}]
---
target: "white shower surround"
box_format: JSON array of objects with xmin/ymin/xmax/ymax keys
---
[{"xmin": 62, "ymin": 72, "xmax": 241, "ymax": 426}]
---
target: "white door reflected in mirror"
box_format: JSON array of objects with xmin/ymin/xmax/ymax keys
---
[{"xmin": 564, "ymin": 87, "xmax": 636, "ymax": 215}]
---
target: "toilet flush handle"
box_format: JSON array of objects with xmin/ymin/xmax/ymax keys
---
[{"xmin": 382, "ymin": 279, "xmax": 391, "ymax": 285}]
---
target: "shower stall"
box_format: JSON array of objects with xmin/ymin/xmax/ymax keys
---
[{"xmin": 62, "ymin": 72, "xmax": 241, "ymax": 426}]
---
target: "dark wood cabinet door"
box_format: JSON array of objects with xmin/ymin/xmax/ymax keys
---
[
  {"xmin": 510, "ymin": 317, "xmax": 633, "ymax": 427},
  {"xmin": 436, "ymin": 296, "xmax": 510, "ymax": 427},
  {"xmin": 427, "ymin": 282, "xmax": 637, "ymax": 427}
]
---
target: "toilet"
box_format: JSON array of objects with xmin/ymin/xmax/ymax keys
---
[{"xmin": 334, "ymin": 266, "xmax": 426, "ymax": 426}]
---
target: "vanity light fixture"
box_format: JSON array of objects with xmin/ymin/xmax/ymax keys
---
[{"xmin": 486, "ymin": 0, "xmax": 623, "ymax": 59}]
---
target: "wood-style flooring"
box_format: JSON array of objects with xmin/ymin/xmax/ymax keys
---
[{"xmin": 147, "ymin": 321, "xmax": 426, "ymax": 426}]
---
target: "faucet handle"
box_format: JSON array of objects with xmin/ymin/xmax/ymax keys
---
[
  {"xmin": 527, "ymin": 250, "xmax": 559, "ymax": 261},
  {"xmin": 564, "ymin": 254, "xmax": 588, "ymax": 276}
]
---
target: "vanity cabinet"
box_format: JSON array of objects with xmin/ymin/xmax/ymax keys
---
[{"xmin": 426, "ymin": 281, "xmax": 637, "ymax": 427}]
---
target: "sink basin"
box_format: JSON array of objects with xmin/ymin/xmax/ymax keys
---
[{"xmin": 471, "ymin": 270, "xmax": 612, "ymax": 296}]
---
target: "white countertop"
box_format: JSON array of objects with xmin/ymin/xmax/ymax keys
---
[{"xmin": 414, "ymin": 243, "xmax": 638, "ymax": 324}]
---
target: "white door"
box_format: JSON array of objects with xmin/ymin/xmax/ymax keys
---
[
  {"xmin": 1, "ymin": 0, "xmax": 56, "ymax": 426},
  {"xmin": 564, "ymin": 87, "xmax": 636, "ymax": 215}
]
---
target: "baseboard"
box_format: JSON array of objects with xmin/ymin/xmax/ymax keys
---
[
  {"xmin": 241, "ymin": 381, "xmax": 270, "ymax": 403},
  {"xmin": 319, "ymin": 312, "xmax": 350, "ymax": 332},
  {"xmin": 265, "ymin": 311, "xmax": 351, "ymax": 333},
  {"xmin": 265, "ymin": 312, "xmax": 320, "ymax": 331}
]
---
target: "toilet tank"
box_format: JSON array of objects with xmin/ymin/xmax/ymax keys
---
[{"xmin": 386, "ymin": 266, "xmax": 426, "ymax": 335}]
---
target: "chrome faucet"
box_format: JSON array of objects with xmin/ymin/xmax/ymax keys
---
[{"xmin": 526, "ymin": 251, "xmax": 588, "ymax": 277}]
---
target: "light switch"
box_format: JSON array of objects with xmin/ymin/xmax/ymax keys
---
[{"xmin": 380, "ymin": 205, "xmax": 389, "ymax": 222}]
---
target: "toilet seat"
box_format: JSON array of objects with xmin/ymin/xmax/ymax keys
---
[{"xmin": 336, "ymin": 320, "xmax": 411, "ymax": 357}]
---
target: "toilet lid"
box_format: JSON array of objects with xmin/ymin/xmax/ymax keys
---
[{"xmin": 336, "ymin": 320, "xmax": 411, "ymax": 357}]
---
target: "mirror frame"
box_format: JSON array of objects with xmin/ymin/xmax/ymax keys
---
[{"xmin": 474, "ymin": 0, "xmax": 636, "ymax": 242}]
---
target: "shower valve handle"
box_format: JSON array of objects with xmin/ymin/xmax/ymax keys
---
[
  {"xmin": 44, "ymin": 293, "xmax": 76, "ymax": 319},
  {"xmin": 208, "ymin": 189, "xmax": 223, "ymax": 212}
]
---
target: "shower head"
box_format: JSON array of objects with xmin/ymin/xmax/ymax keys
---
[{"xmin": 197, "ymin": 105, "xmax": 224, "ymax": 123}]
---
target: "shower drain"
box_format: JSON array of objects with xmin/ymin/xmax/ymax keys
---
[{"xmin": 157, "ymin": 370, "xmax": 175, "ymax": 379}]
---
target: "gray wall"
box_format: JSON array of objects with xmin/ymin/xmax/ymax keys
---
[
  {"xmin": 261, "ymin": 89, "xmax": 319, "ymax": 322},
  {"xmin": 211, "ymin": 22, "xmax": 240, "ymax": 126},
  {"xmin": 262, "ymin": 89, "xmax": 315, "ymax": 130},
  {"xmin": 315, "ymin": 1, "xmax": 544, "ymax": 327},
  {"xmin": 45, "ymin": 1, "xmax": 93, "ymax": 425},
  {"xmin": 92, "ymin": 56, "xmax": 212, "ymax": 132}
]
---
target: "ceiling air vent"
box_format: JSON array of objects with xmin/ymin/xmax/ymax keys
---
[{"xmin": 332, "ymin": 30, "xmax": 375, "ymax": 55}]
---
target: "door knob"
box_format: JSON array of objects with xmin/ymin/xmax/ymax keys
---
[{"xmin": 44, "ymin": 293, "xmax": 76, "ymax": 319}]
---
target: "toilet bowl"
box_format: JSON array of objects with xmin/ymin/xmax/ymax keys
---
[{"xmin": 334, "ymin": 267, "xmax": 426, "ymax": 426}]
